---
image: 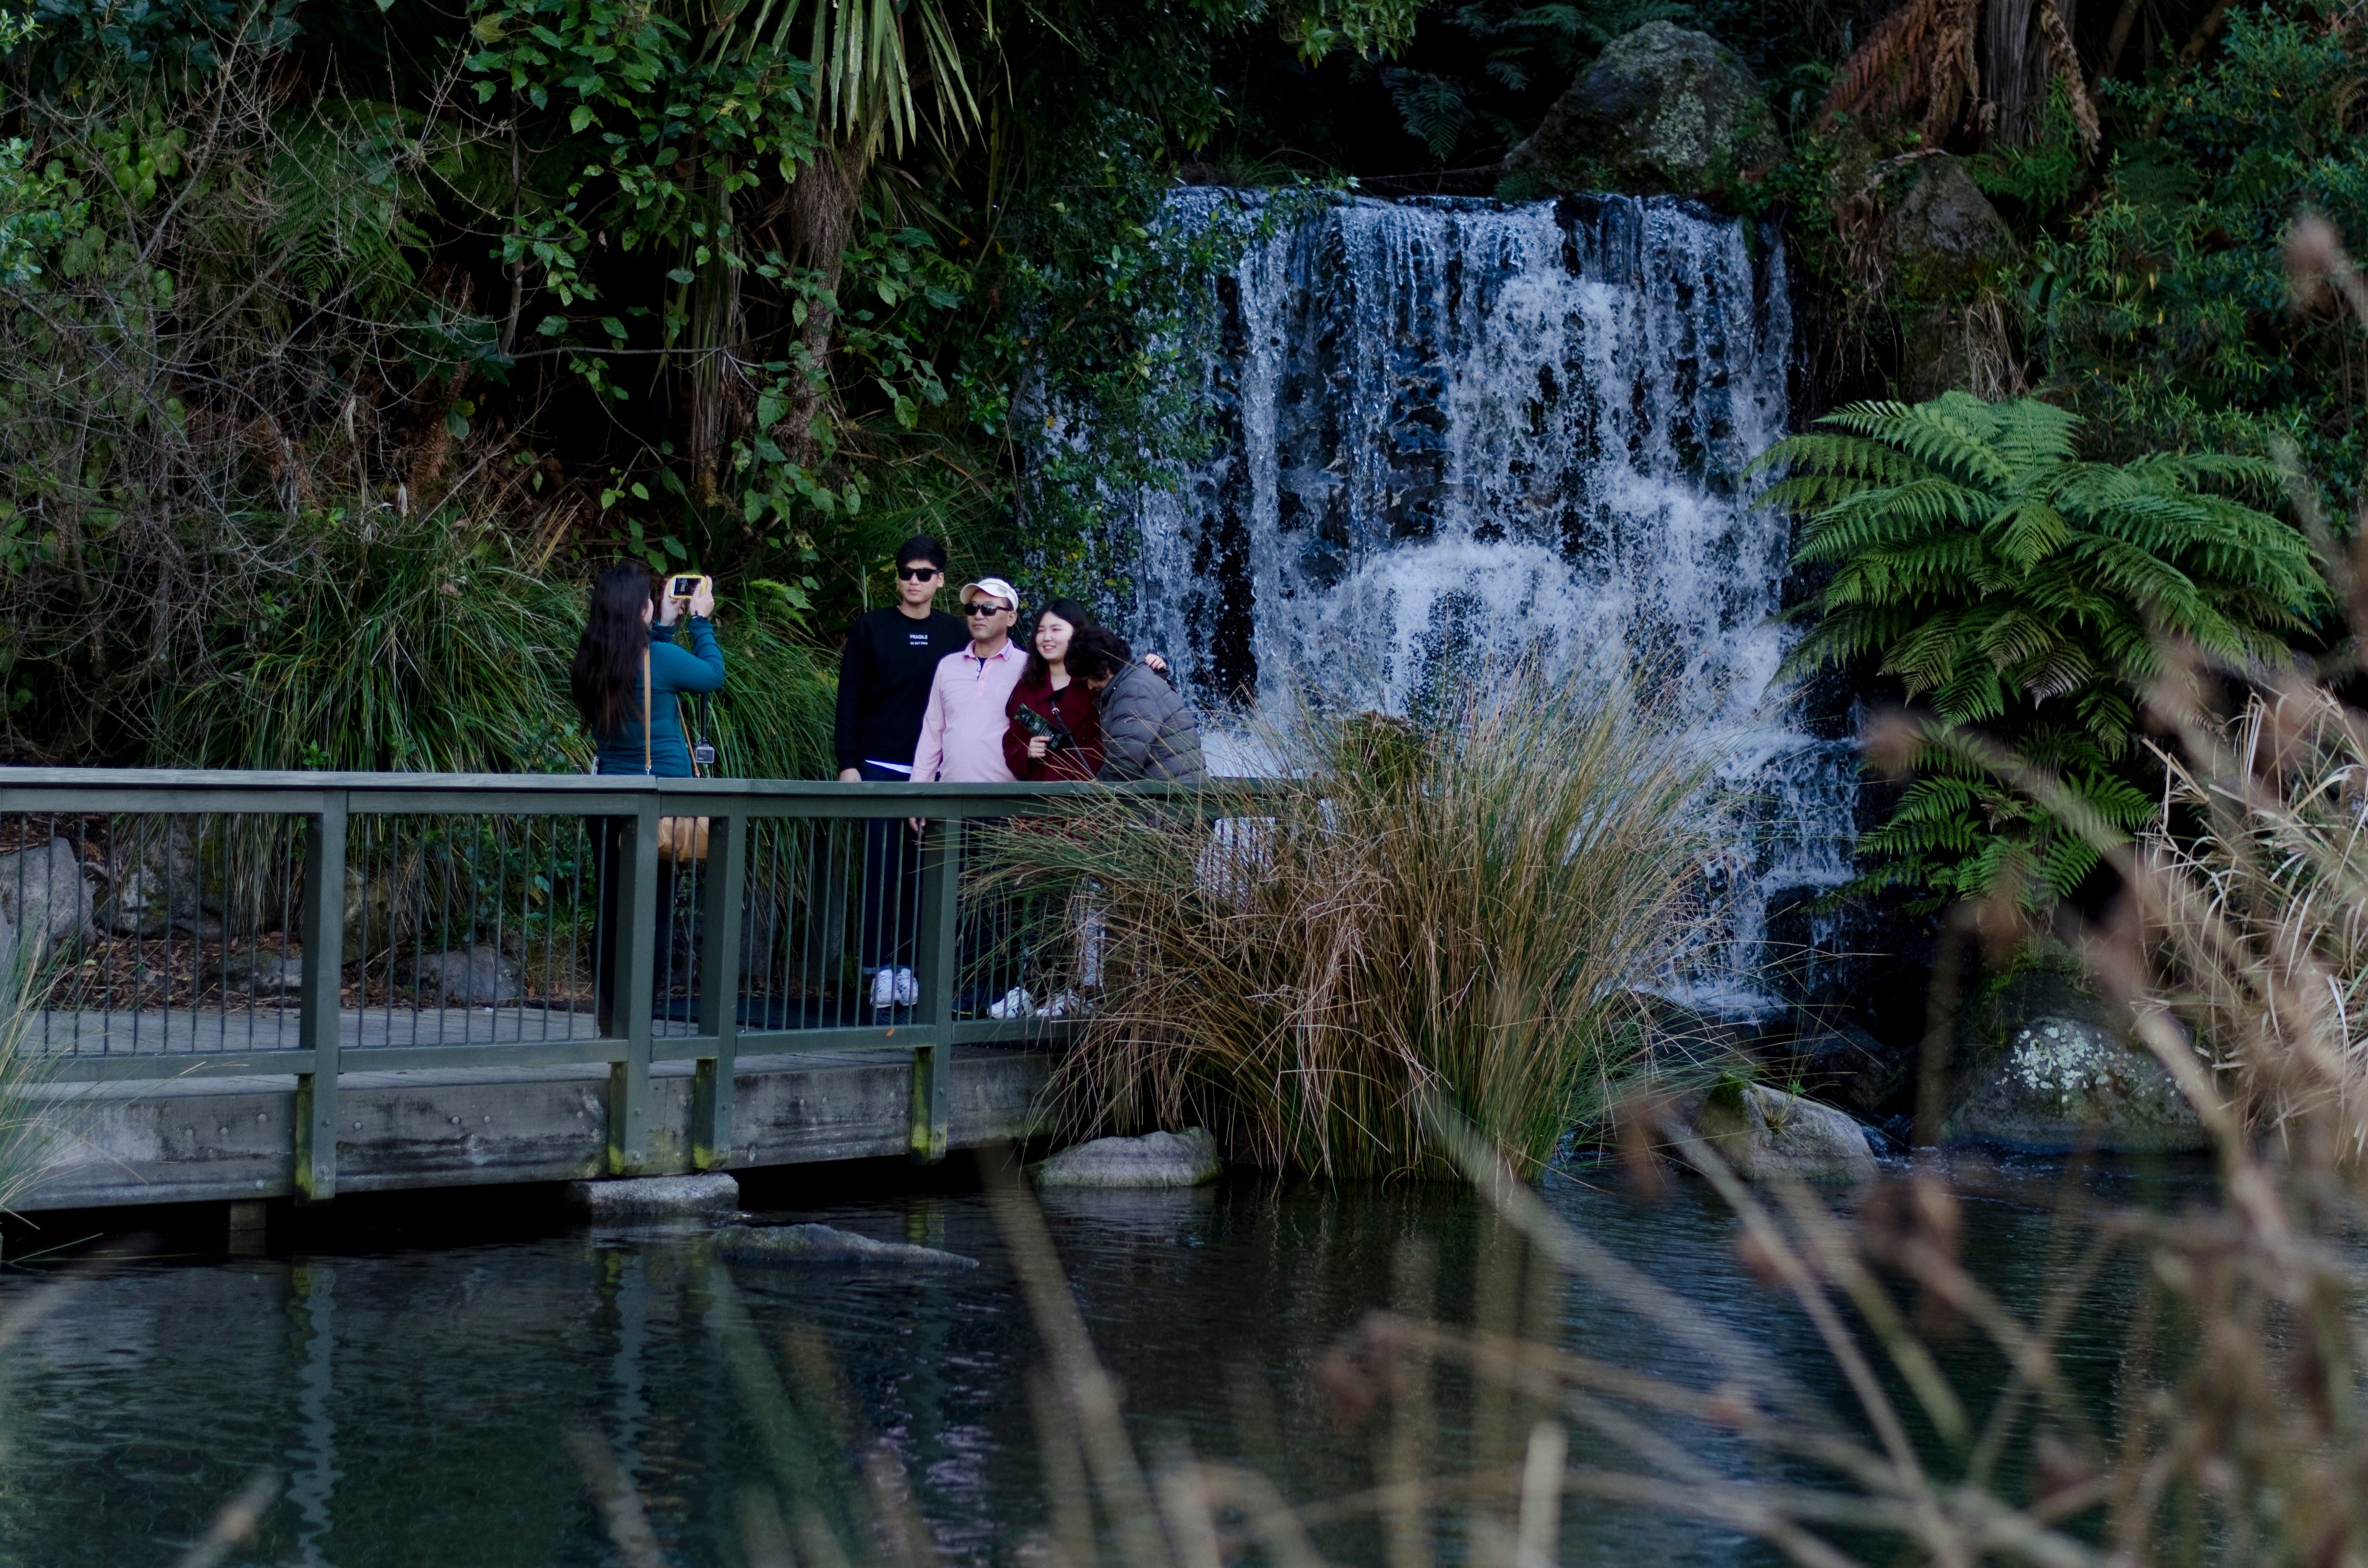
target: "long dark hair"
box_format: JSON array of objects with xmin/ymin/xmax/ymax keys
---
[
  {"xmin": 570, "ymin": 563, "xmax": 654, "ymax": 738},
  {"xmin": 1022, "ymin": 598, "xmax": 1097, "ymax": 687}
]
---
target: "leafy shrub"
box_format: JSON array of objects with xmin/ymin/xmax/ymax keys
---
[
  {"xmin": 1759, "ymin": 391, "xmax": 2323, "ymax": 910},
  {"xmin": 2029, "ymin": 5, "xmax": 2368, "ymax": 493}
]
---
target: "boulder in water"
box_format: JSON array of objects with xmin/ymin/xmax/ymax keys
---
[
  {"xmin": 1031, "ymin": 1128, "xmax": 1222, "ymax": 1188},
  {"xmin": 712, "ymin": 1223, "xmax": 979, "ymax": 1269},
  {"xmin": 1677, "ymin": 1081, "xmax": 1879, "ymax": 1182},
  {"xmin": 1945, "ymin": 1016, "xmax": 2207, "ymax": 1153},
  {"xmin": 568, "ymin": 1173, "xmax": 740, "ymax": 1217},
  {"xmin": 1500, "ymin": 22, "xmax": 1780, "ymax": 197}
]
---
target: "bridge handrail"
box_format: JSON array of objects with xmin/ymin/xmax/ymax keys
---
[{"xmin": 0, "ymin": 769, "xmax": 1277, "ymax": 1201}]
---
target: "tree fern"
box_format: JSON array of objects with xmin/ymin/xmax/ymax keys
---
[{"xmin": 1755, "ymin": 390, "xmax": 2325, "ymax": 911}]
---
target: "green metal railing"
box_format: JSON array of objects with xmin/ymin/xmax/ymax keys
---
[{"xmin": 0, "ymin": 770, "xmax": 1147, "ymax": 1200}]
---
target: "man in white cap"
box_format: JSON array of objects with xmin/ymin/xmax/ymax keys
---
[{"xmin": 910, "ymin": 575, "xmax": 1025, "ymax": 786}]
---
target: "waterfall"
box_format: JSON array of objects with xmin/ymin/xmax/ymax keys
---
[{"xmin": 1114, "ymin": 189, "xmax": 1857, "ymax": 1015}]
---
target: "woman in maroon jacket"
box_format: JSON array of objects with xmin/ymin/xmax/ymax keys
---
[{"xmin": 1003, "ymin": 598, "xmax": 1104, "ymax": 781}]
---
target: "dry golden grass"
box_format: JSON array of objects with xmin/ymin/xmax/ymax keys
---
[{"xmin": 977, "ymin": 662, "xmax": 1732, "ymax": 1179}]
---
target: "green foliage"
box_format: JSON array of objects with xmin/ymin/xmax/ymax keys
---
[
  {"xmin": 965, "ymin": 110, "xmax": 1310, "ymax": 601},
  {"xmin": 2027, "ymin": 5, "xmax": 2368, "ymax": 496},
  {"xmin": 1760, "ymin": 391, "xmax": 2325, "ymax": 908},
  {"xmin": 149, "ymin": 502, "xmax": 837, "ymax": 777},
  {"xmin": 704, "ymin": 605, "xmax": 836, "ymax": 781},
  {"xmin": 154, "ymin": 505, "xmax": 592, "ymax": 773}
]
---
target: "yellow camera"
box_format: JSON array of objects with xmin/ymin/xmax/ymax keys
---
[{"xmin": 666, "ymin": 573, "xmax": 711, "ymax": 602}]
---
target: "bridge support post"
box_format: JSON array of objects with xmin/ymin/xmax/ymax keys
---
[
  {"xmin": 293, "ymin": 796, "xmax": 347, "ymax": 1204},
  {"xmin": 910, "ymin": 819, "xmax": 959, "ymax": 1165},
  {"xmin": 608, "ymin": 798, "xmax": 660, "ymax": 1176},
  {"xmin": 692, "ymin": 813, "xmax": 745, "ymax": 1170}
]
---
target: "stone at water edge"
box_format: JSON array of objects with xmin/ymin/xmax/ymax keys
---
[
  {"xmin": 1945, "ymin": 1016, "xmax": 2208, "ymax": 1154},
  {"xmin": 567, "ymin": 1173, "xmax": 740, "ymax": 1217},
  {"xmin": 1030, "ymin": 1129, "xmax": 1222, "ymax": 1188},
  {"xmin": 1499, "ymin": 21, "xmax": 1780, "ymax": 197},
  {"xmin": 1678, "ymin": 1081, "xmax": 1880, "ymax": 1183},
  {"xmin": 711, "ymin": 1224, "xmax": 979, "ymax": 1269}
]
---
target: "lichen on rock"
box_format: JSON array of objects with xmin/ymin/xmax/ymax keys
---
[
  {"xmin": 1945, "ymin": 1015, "xmax": 2207, "ymax": 1153},
  {"xmin": 1499, "ymin": 21, "xmax": 1779, "ymax": 198}
]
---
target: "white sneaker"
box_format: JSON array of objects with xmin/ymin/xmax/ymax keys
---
[
  {"xmin": 893, "ymin": 967, "xmax": 919, "ymax": 1007},
  {"xmin": 987, "ymin": 986, "xmax": 1034, "ymax": 1020},
  {"xmin": 1034, "ymin": 991, "xmax": 1085, "ymax": 1019},
  {"xmin": 870, "ymin": 968, "xmax": 897, "ymax": 1010}
]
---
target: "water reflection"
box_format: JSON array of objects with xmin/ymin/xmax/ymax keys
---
[{"xmin": 0, "ymin": 1163, "xmax": 2159, "ymax": 1567}]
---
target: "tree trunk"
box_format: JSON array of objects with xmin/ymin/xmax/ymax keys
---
[
  {"xmin": 1983, "ymin": 0, "xmax": 2040, "ymax": 143},
  {"xmin": 2097, "ymin": 0, "xmax": 2143, "ymax": 82},
  {"xmin": 773, "ymin": 142, "xmax": 872, "ymax": 474}
]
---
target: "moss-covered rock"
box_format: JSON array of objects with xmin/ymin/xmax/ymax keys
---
[
  {"xmin": 1679, "ymin": 1080, "xmax": 1879, "ymax": 1182},
  {"xmin": 1945, "ymin": 1015, "xmax": 2208, "ymax": 1153},
  {"xmin": 1499, "ymin": 22, "xmax": 1779, "ymax": 198},
  {"xmin": 1882, "ymin": 156, "xmax": 2016, "ymax": 303}
]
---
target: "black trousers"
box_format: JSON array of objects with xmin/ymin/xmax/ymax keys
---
[{"xmin": 857, "ymin": 763, "xmax": 923, "ymax": 980}]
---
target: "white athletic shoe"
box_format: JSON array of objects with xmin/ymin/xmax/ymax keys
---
[
  {"xmin": 987, "ymin": 986, "xmax": 1035, "ymax": 1020},
  {"xmin": 870, "ymin": 968, "xmax": 898, "ymax": 1010},
  {"xmin": 893, "ymin": 967, "xmax": 919, "ymax": 1007},
  {"xmin": 1034, "ymin": 991, "xmax": 1086, "ymax": 1019}
]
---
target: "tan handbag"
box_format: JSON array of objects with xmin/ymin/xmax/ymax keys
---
[{"xmin": 644, "ymin": 647, "xmax": 711, "ymax": 862}]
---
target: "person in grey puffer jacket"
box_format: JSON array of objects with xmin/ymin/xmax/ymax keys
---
[{"xmin": 1072, "ymin": 626, "xmax": 1207, "ymax": 784}]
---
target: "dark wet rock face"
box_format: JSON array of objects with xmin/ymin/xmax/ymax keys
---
[{"xmin": 1500, "ymin": 23, "xmax": 1780, "ymax": 198}]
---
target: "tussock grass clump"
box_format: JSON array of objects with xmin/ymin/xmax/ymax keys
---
[
  {"xmin": 983, "ymin": 663, "xmax": 1729, "ymax": 1178},
  {"xmin": 154, "ymin": 504, "xmax": 835, "ymax": 778},
  {"xmin": 2129, "ymin": 677, "xmax": 2368, "ymax": 1153}
]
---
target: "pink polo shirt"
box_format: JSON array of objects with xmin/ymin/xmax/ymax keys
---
[{"xmin": 910, "ymin": 640, "xmax": 1025, "ymax": 784}]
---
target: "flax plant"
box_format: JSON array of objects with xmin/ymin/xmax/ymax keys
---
[{"xmin": 979, "ymin": 662, "xmax": 1731, "ymax": 1178}]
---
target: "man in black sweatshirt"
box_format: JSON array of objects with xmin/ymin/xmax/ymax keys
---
[{"xmin": 835, "ymin": 535, "xmax": 970, "ymax": 1012}]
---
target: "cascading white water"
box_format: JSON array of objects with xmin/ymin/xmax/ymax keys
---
[{"xmin": 1118, "ymin": 189, "xmax": 1858, "ymax": 1015}]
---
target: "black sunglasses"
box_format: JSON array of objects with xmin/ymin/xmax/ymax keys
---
[
  {"xmin": 897, "ymin": 566, "xmax": 942, "ymax": 581},
  {"xmin": 963, "ymin": 601, "xmax": 1009, "ymax": 617}
]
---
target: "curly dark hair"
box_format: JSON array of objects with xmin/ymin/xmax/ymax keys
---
[{"xmin": 1067, "ymin": 624, "xmax": 1135, "ymax": 682}]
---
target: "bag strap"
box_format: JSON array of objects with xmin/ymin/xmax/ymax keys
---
[
  {"xmin": 641, "ymin": 645, "xmax": 654, "ymax": 776},
  {"xmin": 675, "ymin": 691, "xmax": 710, "ymax": 779}
]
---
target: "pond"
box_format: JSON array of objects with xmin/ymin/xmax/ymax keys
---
[{"xmin": 0, "ymin": 1158, "xmax": 2175, "ymax": 1567}]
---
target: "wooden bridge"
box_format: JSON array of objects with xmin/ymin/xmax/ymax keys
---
[{"xmin": 0, "ymin": 770, "xmax": 1134, "ymax": 1216}]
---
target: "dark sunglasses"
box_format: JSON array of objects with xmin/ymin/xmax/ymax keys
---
[
  {"xmin": 896, "ymin": 566, "xmax": 942, "ymax": 581},
  {"xmin": 963, "ymin": 601, "xmax": 1009, "ymax": 617}
]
